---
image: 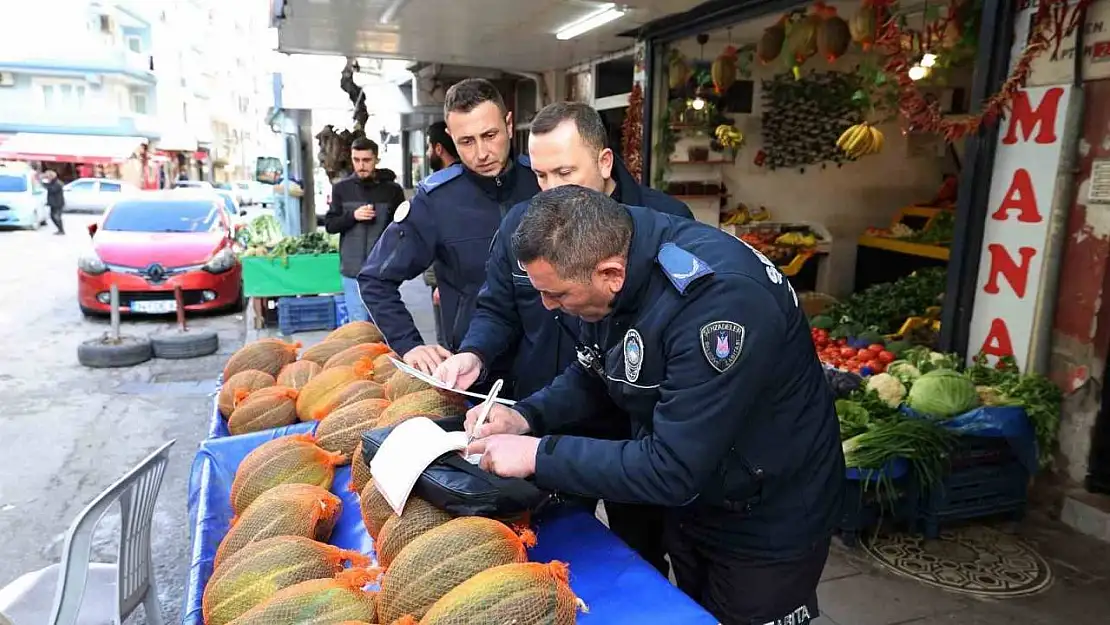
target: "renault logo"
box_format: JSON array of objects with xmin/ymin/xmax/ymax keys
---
[{"xmin": 144, "ymin": 264, "xmax": 166, "ymax": 282}]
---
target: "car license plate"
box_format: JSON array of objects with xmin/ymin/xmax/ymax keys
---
[{"xmin": 130, "ymin": 300, "xmax": 177, "ymax": 314}]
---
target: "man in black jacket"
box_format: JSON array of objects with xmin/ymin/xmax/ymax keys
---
[
  {"xmin": 41, "ymin": 170, "xmax": 65, "ymax": 235},
  {"xmin": 325, "ymin": 137, "xmax": 406, "ymax": 323}
]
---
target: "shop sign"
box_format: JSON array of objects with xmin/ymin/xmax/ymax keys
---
[
  {"xmin": 1016, "ymin": 0, "xmax": 1110, "ymax": 86},
  {"xmin": 966, "ymin": 85, "xmax": 1075, "ymax": 371}
]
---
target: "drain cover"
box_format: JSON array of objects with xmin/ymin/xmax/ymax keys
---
[{"xmin": 862, "ymin": 526, "xmax": 1053, "ymax": 598}]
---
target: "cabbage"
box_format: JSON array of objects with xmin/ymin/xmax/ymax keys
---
[{"xmin": 905, "ymin": 369, "xmax": 979, "ymax": 418}]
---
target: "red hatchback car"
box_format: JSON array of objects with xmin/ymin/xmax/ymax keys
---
[{"xmin": 78, "ymin": 192, "xmax": 244, "ymax": 316}]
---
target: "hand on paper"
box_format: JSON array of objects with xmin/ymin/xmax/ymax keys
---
[
  {"xmin": 465, "ymin": 402, "xmax": 530, "ymax": 438},
  {"xmin": 403, "ymin": 344, "xmax": 453, "ymax": 375},
  {"xmin": 468, "ymin": 435, "xmax": 539, "ymax": 479},
  {"xmin": 435, "ymin": 352, "xmax": 482, "ymax": 391}
]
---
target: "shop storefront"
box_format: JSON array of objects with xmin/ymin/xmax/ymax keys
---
[{"xmin": 634, "ymin": 0, "xmax": 1110, "ymax": 517}]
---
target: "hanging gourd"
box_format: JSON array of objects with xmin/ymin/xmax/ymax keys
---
[
  {"xmin": 785, "ymin": 7, "xmax": 821, "ymax": 65},
  {"xmin": 711, "ymin": 46, "xmax": 738, "ymax": 94},
  {"xmin": 667, "ymin": 49, "xmax": 690, "ymax": 90},
  {"xmin": 941, "ymin": 17, "xmax": 961, "ymax": 48},
  {"xmin": 849, "ymin": 0, "xmax": 880, "ymax": 51},
  {"xmin": 816, "ymin": 5, "xmax": 851, "ymax": 62},
  {"xmin": 756, "ymin": 15, "xmax": 787, "ymax": 65}
]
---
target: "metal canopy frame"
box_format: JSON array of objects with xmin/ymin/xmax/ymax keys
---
[{"xmin": 636, "ymin": 0, "xmax": 1014, "ymax": 360}]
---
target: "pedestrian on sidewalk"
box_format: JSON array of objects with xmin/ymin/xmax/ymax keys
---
[
  {"xmin": 41, "ymin": 170, "xmax": 65, "ymax": 235},
  {"xmin": 325, "ymin": 137, "xmax": 406, "ymax": 323},
  {"xmin": 422, "ymin": 120, "xmax": 460, "ymax": 346}
]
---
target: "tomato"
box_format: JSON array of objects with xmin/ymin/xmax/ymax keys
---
[
  {"xmin": 815, "ymin": 329, "xmax": 829, "ymax": 342},
  {"xmin": 856, "ymin": 348, "xmax": 876, "ymax": 362},
  {"xmin": 868, "ymin": 343, "xmax": 885, "ymax": 354},
  {"xmin": 870, "ymin": 362, "xmax": 886, "ymax": 374},
  {"xmin": 877, "ymin": 350, "xmax": 896, "ymax": 364},
  {"xmin": 840, "ymin": 347, "xmax": 857, "ymax": 358}
]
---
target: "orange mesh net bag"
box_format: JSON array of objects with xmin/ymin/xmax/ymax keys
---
[
  {"xmin": 223, "ymin": 338, "xmax": 300, "ymax": 379},
  {"xmin": 349, "ymin": 440, "xmax": 372, "ymax": 493},
  {"xmin": 276, "ymin": 359, "xmax": 321, "ymax": 389},
  {"xmin": 383, "ymin": 374, "xmax": 436, "ymax": 400},
  {"xmin": 411, "ymin": 562, "xmax": 583, "ymax": 625},
  {"xmin": 227, "ymin": 386, "xmax": 299, "ymax": 435},
  {"xmin": 330, "ymin": 380, "xmax": 387, "ymax": 411},
  {"xmin": 202, "ymin": 536, "xmax": 369, "ymax": 625},
  {"xmin": 315, "ymin": 398, "xmax": 391, "ymax": 462},
  {"xmin": 214, "ymin": 483, "xmax": 342, "ymax": 570},
  {"xmin": 226, "ymin": 568, "xmax": 379, "ymax": 625},
  {"xmin": 359, "ymin": 479, "xmax": 394, "ymax": 540},
  {"xmin": 296, "ymin": 358, "xmax": 377, "ymax": 422},
  {"xmin": 377, "ymin": 517, "xmax": 535, "ymax": 623},
  {"xmin": 372, "ymin": 353, "xmax": 399, "ymax": 382},
  {"xmin": 376, "ymin": 390, "xmax": 467, "ymax": 429},
  {"xmin": 300, "ymin": 339, "xmax": 359, "ymax": 366},
  {"xmin": 218, "ymin": 370, "xmax": 275, "ymax": 418},
  {"xmin": 324, "ymin": 342, "xmax": 393, "ymax": 369},
  {"xmin": 326, "ymin": 320, "xmax": 386, "ymax": 344},
  {"xmin": 376, "ymin": 496, "xmax": 454, "ymax": 568},
  {"xmin": 229, "ymin": 433, "xmax": 344, "ymax": 515}
]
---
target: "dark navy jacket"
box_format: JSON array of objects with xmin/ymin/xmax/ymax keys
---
[
  {"xmin": 516, "ymin": 206, "xmax": 845, "ymax": 558},
  {"xmin": 458, "ymin": 159, "xmax": 693, "ymax": 401},
  {"xmin": 357, "ymin": 154, "xmax": 540, "ymax": 362}
]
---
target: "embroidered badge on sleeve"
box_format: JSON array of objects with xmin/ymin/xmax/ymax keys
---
[{"xmin": 700, "ymin": 321, "xmax": 745, "ymax": 373}]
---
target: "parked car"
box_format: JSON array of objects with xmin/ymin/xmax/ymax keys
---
[
  {"xmin": 215, "ymin": 182, "xmax": 249, "ymax": 206},
  {"xmin": 63, "ymin": 177, "xmax": 140, "ymax": 213},
  {"xmin": 0, "ymin": 165, "xmax": 48, "ymax": 229},
  {"xmin": 173, "ymin": 180, "xmax": 215, "ymax": 191},
  {"xmin": 77, "ymin": 192, "xmax": 244, "ymax": 316},
  {"xmin": 233, "ymin": 180, "xmax": 257, "ymax": 205}
]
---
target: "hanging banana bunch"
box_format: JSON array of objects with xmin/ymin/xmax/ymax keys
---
[
  {"xmin": 715, "ymin": 124, "xmax": 745, "ymax": 149},
  {"xmin": 836, "ymin": 122, "xmax": 885, "ymax": 159}
]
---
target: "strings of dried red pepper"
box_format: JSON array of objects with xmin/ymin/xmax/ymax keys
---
[{"xmin": 874, "ymin": 0, "xmax": 1091, "ymax": 142}]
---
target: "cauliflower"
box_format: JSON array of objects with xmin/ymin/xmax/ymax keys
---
[
  {"xmin": 886, "ymin": 360, "xmax": 922, "ymax": 385},
  {"xmin": 865, "ymin": 373, "xmax": 907, "ymax": 408}
]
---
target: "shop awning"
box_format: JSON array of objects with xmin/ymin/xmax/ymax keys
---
[
  {"xmin": 0, "ymin": 133, "xmax": 146, "ymax": 165},
  {"xmin": 153, "ymin": 131, "xmax": 198, "ymax": 153}
]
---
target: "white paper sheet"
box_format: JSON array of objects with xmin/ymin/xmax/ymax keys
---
[
  {"xmin": 388, "ymin": 356, "xmax": 517, "ymax": 406},
  {"xmin": 369, "ymin": 416, "xmax": 471, "ymax": 515}
]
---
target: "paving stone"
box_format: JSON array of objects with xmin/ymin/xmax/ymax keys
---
[{"xmin": 817, "ymin": 570, "xmax": 971, "ymax": 625}]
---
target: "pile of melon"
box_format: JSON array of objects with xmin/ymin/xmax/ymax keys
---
[{"xmin": 203, "ymin": 321, "xmax": 584, "ymax": 624}]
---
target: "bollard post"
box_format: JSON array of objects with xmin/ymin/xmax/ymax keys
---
[
  {"xmin": 109, "ymin": 284, "xmax": 121, "ymax": 342},
  {"xmin": 175, "ymin": 285, "xmax": 187, "ymax": 331}
]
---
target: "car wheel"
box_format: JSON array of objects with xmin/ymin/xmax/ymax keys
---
[
  {"xmin": 77, "ymin": 335, "xmax": 154, "ymax": 368},
  {"xmin": 151, "ymin": 329, "xmax": 220, "ymax": 359}
]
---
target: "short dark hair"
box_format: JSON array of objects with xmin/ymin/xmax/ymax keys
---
[
  {"xmin": 530, "ymin": 101, "xmax": 608, "ymax": 152},
  {"xmin": 427, "ymin": 121, "xmax": 459, "ymax": 159},
  {"xmin": 512, "ymin": 185, "xmax": 633, "ymax": 282},
  {"xmin": 443, "ymin": 78, "xmax": 506, "ymax": 117},
  {"xmin": 351, "ymin": 137, "xmax": 378, "ymax": 155}
]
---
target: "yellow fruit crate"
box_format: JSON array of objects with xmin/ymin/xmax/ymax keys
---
[{"xmin": 780, "ymin": 250, "xmax": 816, "ymax": 277}]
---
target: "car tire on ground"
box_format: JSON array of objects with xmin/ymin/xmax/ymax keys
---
[
  {"xmin": 151, "ymin": 330, "xmax": 220, "ymax": 359},
  {"xmin": 78, "ymin": 335, "xmax": 154, "ymax": 368}
]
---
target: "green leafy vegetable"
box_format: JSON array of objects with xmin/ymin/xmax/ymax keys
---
[
  {"xmin": 967, "ymin": 355, "xmax": 1062, "ymax": 468},
  {"xmin": 905, "ymin": 369, "xmax": 980, "ymax": 418}
]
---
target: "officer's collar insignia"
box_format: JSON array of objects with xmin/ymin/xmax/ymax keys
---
[
  {"xmin": 657, "ymin": 243, "xmax": 713, "ymax": 294},
  {"xmin": 700, "ymin": 321, "xmax": 744, "ymax": 373},
  {"xmin": 393, "ymin": 200, "xmax": 411, "ymax": 223},
  {"xmin": 418, "ymin": 163, "xmax": 463, "ymax": 194},
  {"xmin": 624, "ymin": 329, "xmax": 644, "ymax": 382}
]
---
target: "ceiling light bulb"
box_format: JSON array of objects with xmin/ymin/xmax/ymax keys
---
[
  {"xmin": 920, "ymin": 53, "xmax": 937, "ymax": 68},
  {"xmin": 556, "ymin": 3, "xmax": 626, "ymax": 40},
  {"xmin": 908, "ymin": 64, "xmax": 928, "ymax": 81},
  {"xmin": 691, "ymin": 97, "xmax": 705, "ymax": 111}
]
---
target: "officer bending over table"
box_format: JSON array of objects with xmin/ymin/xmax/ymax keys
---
[
  {"xmin": 358, "ymin": 78, "xmax": 540, "ymax": 380},
  {"xmin": 465, "ymin": 185, "xmax": 845, "ymax": 625}
]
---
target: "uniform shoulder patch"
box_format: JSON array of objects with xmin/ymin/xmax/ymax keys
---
[
  {"xmin": 393, "ymin": 200, "xmax": 411, "ymax": 223},
  {"xmin": 656, "ymin": 242, "xmax": 714, "ymax": 294},
  {"xmin": 417, "ymin": 164, "xmax": 463, "ymax": 194},
  {"xmin": 700, "ymin": 321, "xmax": 744, "ymax": 373}
]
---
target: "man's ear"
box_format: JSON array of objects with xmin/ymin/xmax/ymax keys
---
[
  {"xmin": 596, "ymin": 257, "xmax": 626, "ymax": 293},
  {"xmin": 505, "ymin": 111, "xmax": 514, "ymax": 136},
  {"xmin": 598, "ymin": 148, "xmax": 614, "ymax": 180}
]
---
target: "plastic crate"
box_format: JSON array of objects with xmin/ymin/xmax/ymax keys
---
[
  {"xmin": 914, "ymin": 460, "xmax": 1029, "ymax": 539},
  {"xmin": 334, "ymin": 295, "xmax": 350, "ymax": 327},
  {"xmin": 838, "ymin": 477, "xmax": 915, "ymax": 547},
  {"xmin": 277, "ymin": 296, "xmax": 337, "ymax": 336}
]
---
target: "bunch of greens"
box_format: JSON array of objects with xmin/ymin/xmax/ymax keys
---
[
  {"xmin": 967, "ymin": 355, "xmax": 1062, "ymax": 468},
  {"xmin": 825, "ymin": 267, "xmax": 947, "ymax": 335}
]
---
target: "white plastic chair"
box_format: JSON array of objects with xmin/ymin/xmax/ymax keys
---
[{"xmin": 0, "ymin": 440, "xmax": 175, "ymax": 625}]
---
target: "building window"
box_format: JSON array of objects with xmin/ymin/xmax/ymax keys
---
[
  {"xmin": 127, "ymin": 35, "xmax": 142, "ymax": 53},
  {"xmin": 131, "ymin": 92, "xmax": 148, "ymax": 115},
  {"xmin": 36, "ymin": 80, "xmax": 86, "ymax": 110}
]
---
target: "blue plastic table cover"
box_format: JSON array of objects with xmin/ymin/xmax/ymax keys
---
[
  {"xmin": 900, "ymin": 405, "xmax": 1038, "ymax": 474},
  {"xmin": 183, "ymin": 425, "xmax": 719, "ymax": 625}
]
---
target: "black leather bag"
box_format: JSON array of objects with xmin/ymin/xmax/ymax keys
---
[{"xmin": 360, "ymin": 415, "xmax": 555, "ymax": 518}]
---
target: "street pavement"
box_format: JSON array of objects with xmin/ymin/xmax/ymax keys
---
[{"xmin": 3, "ymin": 214, "xmax": 1110, "ymax": 625}]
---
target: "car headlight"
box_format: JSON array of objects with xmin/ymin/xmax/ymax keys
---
[
  {"xmin": 78, "ymin": 252, "xmax": 107, "ymax": 275},
  {"xmin": 203, "ymin": 247, "xmax": 238, "ymax": 274}
]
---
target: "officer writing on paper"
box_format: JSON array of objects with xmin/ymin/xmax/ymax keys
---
[
  {"xmin": 464, "ymin": 185, "xmax": 845, "ymax": 625},
  {"xmin": 358, "ymin": 78, "xmax": 540, "ymax": 378}
]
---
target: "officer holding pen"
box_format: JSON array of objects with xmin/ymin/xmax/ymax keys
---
[{"xmin": 464, "ymin": 185, "xmax": 845, "ymax": 625}]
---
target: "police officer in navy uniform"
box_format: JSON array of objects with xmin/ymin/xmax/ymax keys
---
[
  {"xmin": 358, "ymin": 78, "xmax": 540, "ymax": 380},
  {"xmin": 433, "ymin": 101, "xmax": 693, "ymax": 574},
  {"xmin": 466, "ymin": 185, "xmax": 845, "ymax": 625}
]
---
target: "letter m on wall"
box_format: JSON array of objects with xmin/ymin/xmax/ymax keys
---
[{"xmin": 1002, "ymin": 87, "xmax": 1064, "ymax": 145}]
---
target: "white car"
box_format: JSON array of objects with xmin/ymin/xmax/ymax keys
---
[
  {"xmin": 0, "ymin": 166, "xmax": 49, "ymax": 229},
  {"xmin": 173, "ymin": 180, "xmax": 215, "ymax": 191},
  {"xmin": 63, "ymin": 177, "xmax": 140, "ymax": 213}
]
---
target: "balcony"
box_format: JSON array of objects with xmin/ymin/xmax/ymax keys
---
[{"xmin": 0, "ymin": 107, "xmax": 159, "ymax": 139}]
